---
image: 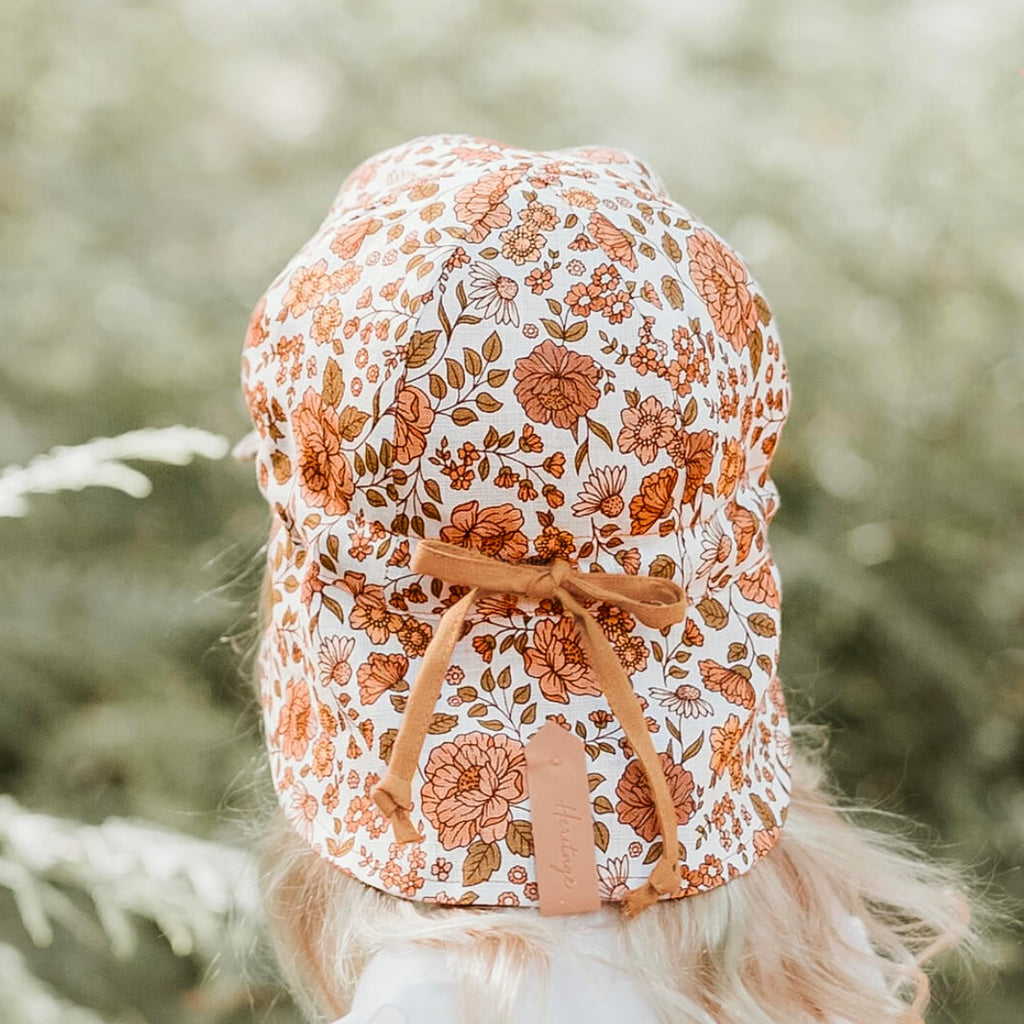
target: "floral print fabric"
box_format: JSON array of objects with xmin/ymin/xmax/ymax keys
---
[{"xmin": 242, "ymin": 134, "xmax": 792, "ymax": 907}]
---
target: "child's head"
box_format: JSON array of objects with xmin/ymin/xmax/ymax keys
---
[{"xmin": 240, "ymin": 134, "xmax": 978, "ymax": 1024}]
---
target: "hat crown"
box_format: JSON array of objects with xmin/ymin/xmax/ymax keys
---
[
  {"xmin": 242, "ymin": 134, "xmax": 793, "ymax": 910},
  {"xmin": 242, "ymin": 134, "xmax": 789, "ymax": 572}
]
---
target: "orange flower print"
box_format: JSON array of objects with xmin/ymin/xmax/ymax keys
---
[
  {"xmin": 323, "ymin": 783, "xmax": 340, "ymax": 813},
  {"xmin": 717, "ymin": 438, "xmax": 745, "ymax": 497},
  {"xmin": 571, "ymin": 465, "xmax": 626, "ymax": 517},
  {"xmin": 512, "ymin": 339, "xmax": 602, "ymax": 430},
  {"xmin": 525, "ymin": 267, "xmax": 553, "ymax": 294},
  {"xmin": 667, "ymin": 429, "xmax": 715, "ymax": 505},
  {"xmin": 753, "ymin": 826, "xmax": 781, "ymax": 858},
  {"xmin": 356, "ymin": 651, "xmax": 408, "ymax": 705},
  {"xmin": 590, "ymin": 263, "xmax": 620, "ymax": 292},
  {"xmin": 419, "ymin": 732, "xmax": 528, "ymax": 849},
  {"xmin": 276, "ymin": 680, "xmax": 314, "ymax": 760},
  {"xmin": 614, "ymin": 751, "xmax": 696, "ymax": 841},
  {"xmin": 350, "ymin": 585, "xmax": 404, "ymax": 644},
  {"xmin": 628, "ymin": 466, "xmax": 679, "ymax": 534},
  {"xmin": 725, "ymin": 501, "xmax": 758, "ymax": 562},
  {"xmin": 699, "ymin": 659, "xmax": 756, "ymax": 710},
  {"xmin": 588, "ymin": 211, "xmax": 638, "ymax": 271},
  {"xmin": 312, "ymin": 733, "xmax": 336, "ymax": 779},
  {"xmin": 293, "ymin": 388, "xmax": 356, "ymax": 516},
  {"xmin": 694, "ymin": 853, "xmax": 725, "ymax": 888},
  {"xmin": 564, "ymin": 282, "xmax": 604, "ymax": 317},
  {"xmin": 601, "ymin": 290, "xmax": 633, "ymax": 324},
  {"xmin": 736, "ymin": 562, "xmax": 780, "ymax": 608},
  {"xmin": 617, "ymin": 395, "xmax": 676, "ymax": 465},
  {"xmin": 279, "ymin": 259, "xmax": 331, "ymax": 320},
  {"xmin": 391, "ymin": 379, "xmax": 435, "ymax": 465},
  {"xmin": 523, "ymin": 616, "xmax": 604, "ymax": 704},
  {"xmin": 710, "ymin": 713, "xmax": 746, "ymax": 790},
  {"xmin": 439, "ymin": 501, "xmax": 529, "ymax": 561},
  {"xmin": 317, "ymin": 701, "xmax": 339, "ymax": 738},
  {"xmin": 686, "ymin": 229, "xmax": 758, "ymax": 355},
  {"xmin": 453, "ymin": 167, "xmax": 523, "ymax": 243}
]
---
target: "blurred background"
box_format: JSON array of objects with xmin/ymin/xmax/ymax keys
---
[{"xmin": 1, "ymin": 0, "xmax": 1021, "ymax": 1020}]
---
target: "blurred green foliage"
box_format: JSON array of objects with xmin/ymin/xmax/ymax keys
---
[{"xmin": 1, "ymin": 0, "xmax": 1021, "ymax": 1020}]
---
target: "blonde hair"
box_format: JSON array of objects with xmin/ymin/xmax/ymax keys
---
[{"xmin": 255, "ymin": 723, "xmax": 984, "ymax": 1024}]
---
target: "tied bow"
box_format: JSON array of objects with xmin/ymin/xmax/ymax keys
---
[{"xmin": 371, "ymin": 538, "xmax": 689, "ymax": 919}]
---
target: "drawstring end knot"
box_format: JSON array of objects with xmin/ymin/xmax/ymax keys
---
[
  {"xmin": 619, "ymin": 856, "xmax": 682, "ymax": 920},
  {"xmin": 371, "ymin": 777, "xmax": 425, "ymax": 844}
]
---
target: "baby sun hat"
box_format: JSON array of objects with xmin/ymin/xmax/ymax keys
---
[{"xmin": 240, "ymin": 133, "xmax": 792, "ymax": 919}]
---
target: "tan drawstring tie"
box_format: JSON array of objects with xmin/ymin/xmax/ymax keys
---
[{"xmin": 371, "ymin": 538, "xmax": 689, "ymax": 919}]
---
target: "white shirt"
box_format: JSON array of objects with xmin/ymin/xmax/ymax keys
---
[
  {"xmin": 330, "ymin": 907, "xmax": 878, "ymax": 1024},
  {"xmin": 330, "ymin": 905, "xmax": 664, "ymax": 1024}
]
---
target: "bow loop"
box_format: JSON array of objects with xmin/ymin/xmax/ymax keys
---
[{"xmin": 410, "ymin": 539, "xmax": 688, "ymax": 629}]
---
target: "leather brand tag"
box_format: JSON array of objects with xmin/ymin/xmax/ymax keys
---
[{"xmin": 524, "ymin": 720, "xmax": 602, "ymax": 916}]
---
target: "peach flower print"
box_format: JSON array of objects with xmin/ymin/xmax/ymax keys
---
[
  {"xmin": 350, "ymin": 585, "xmax": 404, "ymax": 644},
  {"xmin": 561, "ymin": 187, "xmax": 598, "ymax": 209},
  {"xmin": 500, "ymin": 224, "xmax": 544, "ymax": 265},
  {"xmin": 614, "ymin": 751, "xmax": 696, "ymax": 842},
  {"xmin": 331, "ymin": 216, "xmax": 379, "ymax": 260},
  {"xmin": 356, "ymin": 651, "xmax": 409, "ymax": 705},
  {"xmin": 311, "ymin": 298, "xmax": 344, "ymax": 344},
  {"xmin": 391, "ymin": 379, "xmax": 435, "ymax": 465},
  {"xmin": 667, "ymin": 429, "xmax": 715, "ymax": 505},
  {"xmin": 293, "ymin": 388, "xmax": 356, "ymax": 516},
  {"xmin": 512, "ymin": 338, "xmax": 602, "ymax": 430},
  {"xmin": 686, "ymin": 228, "xmax": 758, "ymax": 355},
  {"xmin": 520, "ymin": 200, "xmax": 558, "ymax": 231},
  {"xmin": 245, "ymin": 294, "xmax": 268, "ymax": 348},
  {"xmin": 419, "ymin": 732, "xmax": 528, "ymax": 849},
  {"xmin": 588, "ymin": 211, "xmax": 637, "ymax": 271},
  {"xmin": 279, "ymin": 259, "xmax": 330, "ymax": 320},
  {"xmin": 276, "ymin": 680, "xmax": 314, "ymax": 760},
  {"xmin": 439, "ymin": 500, "xmax": 529, "ymax": 561},
  {"xmin": 736, "ymin": 562, "xmax": 780, "ymax": 608},
  {"xmin": 617, "ymin": 395, "xmax": 676, "ymax": 465},
  {"xmin": 523, "ymin": 616, "xmax": 604, "ymax": 704},
  {"xmin": 453, "ymin": 167, "xmax": 524, "ymax": 243}
]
